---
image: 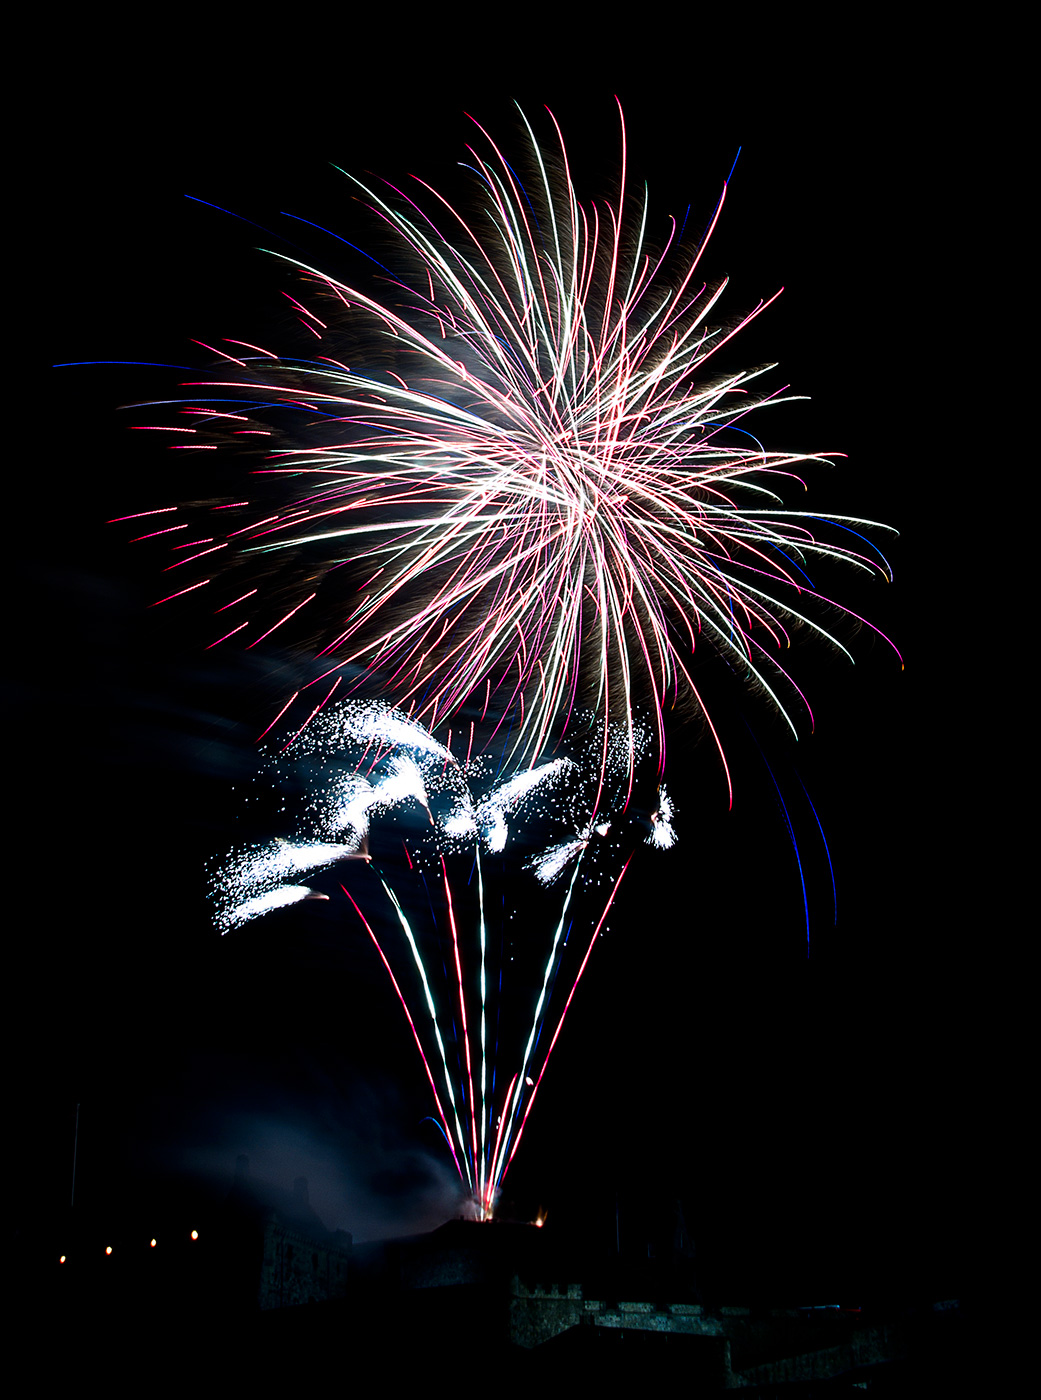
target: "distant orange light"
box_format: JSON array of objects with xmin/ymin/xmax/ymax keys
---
[
  {"xmin": 150, "ymin": 1239, "xmax": 157, "ymax": 1248},
  {"xmin": 105, "ymin": 1246, "xmax": 113, "ymax": 1255},
  {"xmin": 190, "ymin": 1229, "xmax": 199, "ymax": 1241},
  {"xmin": 59, "ymin": 1255, "xmax": 66, "ymax": 1264}
]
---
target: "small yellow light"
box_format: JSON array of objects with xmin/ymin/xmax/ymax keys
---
[
  {"xmin": 190, "ymin": 1229, "xmax": 199, "ymax": 1241},
  {"xmin": 150, "ymin": 1238, "xmax": 157, "ymax": 1248},
  {"xmin": 105, "ymin": 1246, "xmax": 113, "ymax": 1255},
  {"xmin": 59, "ymin": 1255, "xmax": 66, "ymax": 1264}
]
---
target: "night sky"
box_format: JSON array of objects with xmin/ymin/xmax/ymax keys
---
[{"xmin": 24, "ymin": 36, "xmax": 980, "ymax": 1308}]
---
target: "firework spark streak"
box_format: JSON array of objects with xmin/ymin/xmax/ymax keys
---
[
  {"xmin": 211, "ymin": 700, "xmax": 666, "ymax": 1212},
  {"xmin": 113, "ymin": 102, "xmax": 900, "ymax": 795}
]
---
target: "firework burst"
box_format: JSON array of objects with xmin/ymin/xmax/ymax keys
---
[
  {"xmin": 93, "ymin": 104, "xmax": 902, "ymax": 1216},
  {"xmin": 212, "ymin": 699, "xmax": 667, "ymax": 1212},
  {"xmin": 114, "ymin": 102, "xmax": 899, "ymax": 797}
]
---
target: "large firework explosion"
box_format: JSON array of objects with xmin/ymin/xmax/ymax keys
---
[
  {"xmin": 111, "ymin": 101, "xmax": 899, "ymax": 803},
  {"xmin": 100, "ymin": 102, "xmax": 900, "ymax": 1213}
]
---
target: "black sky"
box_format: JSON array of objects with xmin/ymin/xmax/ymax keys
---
[{"xmin": 24, "ymin": 33, "xmax": 984, "ymax": 1304}]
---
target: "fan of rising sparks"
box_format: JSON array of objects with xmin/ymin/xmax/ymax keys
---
[
  {"xmin": 211, "ymin": 699, "xmax": 672, "ymax": 1214},
  {"xmin": 120, "ymin": 102, "xmax": 899, "ymax": 794}
]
